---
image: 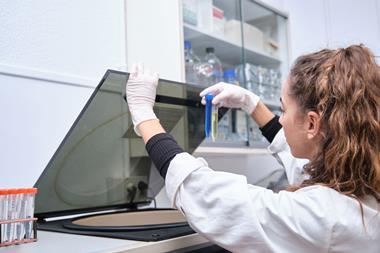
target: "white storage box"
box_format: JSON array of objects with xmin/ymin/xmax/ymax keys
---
[
  {"xmin": 197, "ymin": 0, "xmax": 213, "ymax": 32},
  {"xmin": 224, "ymin": 20, "xmax": 264, "ymax": 52},
  {"xmin": 212, "ymin": 5, "xmax": 225, "ymax": 36}
]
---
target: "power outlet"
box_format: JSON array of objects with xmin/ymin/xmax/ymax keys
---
[{"xmin": 124, "ymin": 176, "xmax": 148, "ymax": 202}]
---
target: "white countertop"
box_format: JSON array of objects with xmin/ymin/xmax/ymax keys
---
[{"xmin": 0, "ymin": 231, "xmax": 208, "ymax": 253}]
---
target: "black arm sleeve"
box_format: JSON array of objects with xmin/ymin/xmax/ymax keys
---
[
  {"xmin": 145, "ymin": 133, "xmax": 184, "ymax": 179},
  {"xmin": 145, "ymin": 116, "xmax": 281, "ymax": 179},
  {"xmin": 259, "ymin": 115, "xmax": 282, "ymax": 143}
]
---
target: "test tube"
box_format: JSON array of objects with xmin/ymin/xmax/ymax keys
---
[
  {"xmin": 13, "ymin": 189, "xmax": 19, "ymax": 241},
  {"xmin": 0, "ymin": 190, "xmax": 3, "ymax": 243},
  {"xmin": 16, "ymin": 189, "xmax": 26, "ymax": 241},
  {"xmin": 0, "ymin": 189, "xmax": 8, "ymax": 243},
  {"xmin": 205, "ymin": 93, "xmax": 218, "ymax": 141},
  {"xmin": 7, "ymin": 189, "xmax": 17, "ymax": 243},
  {"xmin": 19, "ymin": 189, "xmax": 27, "ymax": 241},
  {"xmin": 25, "ymin": 188, "xmax": 37, "ymax": 239},
  {"xmin": 211, "ymin": 104, "xmax": 218, "ymax": 141},
  {"xmin": 4, "ymin": 189, "xmax": 9, "ymax": 243}
]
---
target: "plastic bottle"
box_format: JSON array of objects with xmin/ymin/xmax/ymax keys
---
[
  {"xmin": 204, "ymin": 47, "xmax": 223, "ymax": 85},
  {"xmin": 184, "ymin": 40, "xmax": 200, "ymax": 85}
]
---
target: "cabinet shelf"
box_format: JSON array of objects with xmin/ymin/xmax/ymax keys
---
[
  {"xmin": 184, "ymin": 23, "xmax": 281, "ymax": 68},
  {"xmin": 194, "ymin": 146, "xmax": 269, "ymax": 156}
]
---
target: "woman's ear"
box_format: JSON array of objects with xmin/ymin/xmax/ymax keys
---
[{"xmin": 306, "ymin": 111, "xmax": 321, "ymax": 140}]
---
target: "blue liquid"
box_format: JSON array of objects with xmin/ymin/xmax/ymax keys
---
[{"xmin": 205, "ymin": 93, "xmax": 218, "ymax": 141}]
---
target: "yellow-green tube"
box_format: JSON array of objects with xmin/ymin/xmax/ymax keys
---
[{"xmin": 211, "ymin": 105, "xmax": 218, "ymax": 141}]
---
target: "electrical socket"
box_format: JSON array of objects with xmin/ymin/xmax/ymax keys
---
[{"xmin": 124, "ymin": 176, "xmax": 148, "ymax": 202}]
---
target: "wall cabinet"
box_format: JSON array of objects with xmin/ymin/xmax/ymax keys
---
[
  {"xmin": 181, "ymin": 0, "xmax": 289, "ymax": 148},
  {"xmin": 125, "ymin": 0, "xmax": 289, "ymax": 149}
]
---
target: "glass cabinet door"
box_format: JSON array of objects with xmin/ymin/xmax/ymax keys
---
[
  {"xmin": 182, "ymin": 0, "xmax": 247, "ymax": 146},
  {"xmin": 240, "ymin": 0, "xmax": 289, "ymax": 147},
  {"xmin": 181, "ymin": 0, "xmax": 288, "ymax": 148}
]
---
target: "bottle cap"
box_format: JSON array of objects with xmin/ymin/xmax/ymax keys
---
[
  {"xmin": 16, "ymin": 188, "xmax": 24, "ymax": 194},
  {"xmin": 184, "ymin": 40, "xmax": 191, "ymax": 49},
  {"xmin": 8, "ymin": 189, "xmax": 18, "ymax": 195},
  {"xmin": 0, "ymin": 189, "xmax": 8, "ymax": 195},
  {"xmin": 26, "ymin": 188, "xmax": 38, "ymax": 194},
  {"xmin": 206, "ymin": 47, "xmax": 214, "ymax": 53},
  {"xmin": 223, "ymin": 69, "xmax": 236, "ymax": 79}
]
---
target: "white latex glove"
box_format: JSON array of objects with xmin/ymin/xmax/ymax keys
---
[
  {"xmin": 126, "ymin": 63, "xmax": 159, "ymax": 136},
  {"xmin": 199, "ymin": 82, "xmax": 260, "ymax": 114}
]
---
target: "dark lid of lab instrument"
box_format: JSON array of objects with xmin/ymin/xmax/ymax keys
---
[{"xmin": 34, "ymin": 70, "xmax": 226, "ymax": 219}]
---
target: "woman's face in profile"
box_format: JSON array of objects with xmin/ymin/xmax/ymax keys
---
[{"xmin": 279, "ymin": 79, "xmax": 318, "ymax": 159}]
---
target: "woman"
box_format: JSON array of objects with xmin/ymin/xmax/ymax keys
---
[{"xmin": 126, "ymin": 44, "xmax": 380, "ymax": 252}]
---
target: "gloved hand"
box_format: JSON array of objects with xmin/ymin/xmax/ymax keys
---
[
  {"xmin": 126, "ymin": 63, "xmax": 159, "ymax": 136},
  {"xmin": 199, "ymin": 82, "xmax": 260, "ymax": 114}
]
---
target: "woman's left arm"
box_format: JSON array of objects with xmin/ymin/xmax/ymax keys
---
[
  {"xmin": 126, "ymin": 63, "xmax": 186, "ymax": 179},
  {"xmin": 138, "ymin": 119, "xmax": 166, "ymax": 143}
]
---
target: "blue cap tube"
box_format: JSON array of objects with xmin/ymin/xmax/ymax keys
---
[{"xmin": 205, "ymin": 93, "xmax": 214, "ymax": 139}]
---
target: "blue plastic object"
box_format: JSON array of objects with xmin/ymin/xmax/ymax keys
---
[
  {"xmin": 223, "ymin": 69, "xmax": 236, "ymax": 79},
  {"xmin": 184, "ymin": 40, "xmax": 191, "ymax": 50},
  {"xmin": 205, "ymin": 93, "xmax": 214, "ymax": 138}
]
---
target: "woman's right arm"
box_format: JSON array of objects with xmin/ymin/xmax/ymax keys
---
[
  {"xmin": 200, "ymin": 83, "xmax": 308, "ymax": 184},
  {"xmin": 250, "ymin": 100, "xmax": 275, "ymax": 127}
]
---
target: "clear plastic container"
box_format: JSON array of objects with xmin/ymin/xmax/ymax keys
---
[
  {"xmin": 257, "ymin": 66, "xmax": 269, "ymax": 99},
  {"xmin": 195, "ymin": 61, "xmax": 213, "ymax": 86},
  {"xmin": 184, "ymin": 40, "xmax": 201, "ymax": 85},
  {"xmin": 222, "ymin": 69, "xmax": 241, "ymax": 141},
  {"xmin": 235, "ymin": 63, "xmax": 260, "ymax": 94},
  {"xmin": 182, "ymin": 0, "xmax": 198, "ymax": 26},
  {"xmin": 203, "ymin": 47, "xmax": 223, "ymax": 86}
]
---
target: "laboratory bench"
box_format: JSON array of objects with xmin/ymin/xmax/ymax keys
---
[{"xmin": 0, "ymin": 230, "xmax": 214, "ymax": 253}]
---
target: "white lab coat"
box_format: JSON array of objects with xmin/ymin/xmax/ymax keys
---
[{"xmin": 165, "ymin": 129, "xmax": 380, "ymax": 253}]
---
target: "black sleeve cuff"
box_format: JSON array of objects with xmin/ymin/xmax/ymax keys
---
[
  {"xmin": 259, "ymin": 115, "xmax": 282, "ymax": 143},
  {"xmin": 145, "ymin": 133, "xmax": 184, "ymax": 179}
]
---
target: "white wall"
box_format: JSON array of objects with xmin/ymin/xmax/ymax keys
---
[
  {"xmin": 0, "ymin": 0, "xmax": 126, "ymax": 188},
  {"xmin": 1, "ymin": 0, "xmax": 380, "ymax": 190},
  {"xmin": 125, "ymin": 0, "xmax": 184, "ymax": 81},
  {"xmin": 282, "ymin": 0, "xmax": 380, "ymax": 62}
]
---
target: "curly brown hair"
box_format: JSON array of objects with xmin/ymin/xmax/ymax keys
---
[{"xmin": 288, "ymin": 45, "xmax": 380, "ymax": 206}]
